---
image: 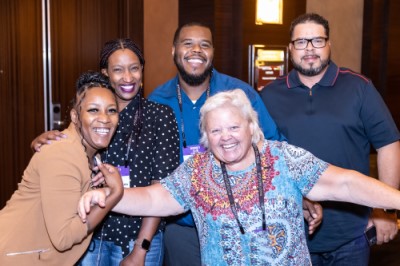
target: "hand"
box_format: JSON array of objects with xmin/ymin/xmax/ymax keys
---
[
  {"xmin": 78, "ymin": 188, "xmax": 110, "ymax": 222},
  {"xmin": 368, "ymin": 208, "xmax": 398, "ymax": 245},
  {"xmin": 90, "ymin": 170, "xmax": 105, "ymax": 188},
  {"xmin": 302, "ymin": 198, "xmax": 323, "ymax": 235},
  {"xmin": 119, "ymin": 248, "xmax": 146, "ymax": 266},
  {"xmin": 98, "ymin": 163, "xmax": 123, "ymax": 191},
  {"xmin": 31, "ymin": 130, "xmax": 66, "ymax": 152},
  {"xmin": 78, "ymin": 163, "xmax": 123, "ymax": 222}
]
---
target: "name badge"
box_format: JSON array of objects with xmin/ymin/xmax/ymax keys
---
[
  {"xmin": 117, "ymin": 166, "xmax": 130, "ymax": 188},
  {"xmin": 183, "ymin": 144, "xmax": 206, "ymax": 161}
]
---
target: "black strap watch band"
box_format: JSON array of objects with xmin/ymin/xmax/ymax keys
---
[
  {"xmin": 135, "ymin": 238, "xmax": 151, "ymax": 251},
  {"xmin": 383, "ymin": 209, "xmax": 397, "ymax": 214}
]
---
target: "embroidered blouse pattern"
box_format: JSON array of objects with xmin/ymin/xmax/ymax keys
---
[{"xmin": 161, "ymin": 140, "xmax": 328, "ymax": 265}]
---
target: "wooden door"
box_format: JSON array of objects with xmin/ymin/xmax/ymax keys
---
[
  {"xmin": 0, "ymin": 0, "xmax": 45, "ymax": 208},
  {"xmin": 0, "ymin": 0, "xmax": 143, "ymax": 208}
]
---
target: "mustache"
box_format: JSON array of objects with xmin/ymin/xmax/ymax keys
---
[{"xmin": 301, "ymin": 54, "xmax": 320, "ymax": 61}]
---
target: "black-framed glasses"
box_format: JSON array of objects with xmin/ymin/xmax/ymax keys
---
[{"xmin": 291, "ymin": 37, "xmax": 328, "ymax": 50}]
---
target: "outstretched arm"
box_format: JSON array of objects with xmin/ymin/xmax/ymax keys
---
[
  {"xmin": 78, "ymin": 183, "xmax": 184, "ymax": 222},
  {"xmin": 307, "ymin": 164, "xmax": 400, "ymax": 211}
]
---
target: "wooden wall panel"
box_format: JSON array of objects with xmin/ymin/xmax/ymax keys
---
[
  {"xmin": 179, "ymin": 0, "xmax": 244, "ymax": 78},
  {"xmin": 179, "ymin": 0, "xmax": 215, "ymax": 30},
  {"xmin": 214, "ymin": 0, "xmax": 243, "ymax": 78},
  {"xmin": 362, "ymin": 0, "xmax": 400, "ymax": 129},
  {"xmin": 143, "ymin": 0, "xmax": 178, "ymax": 96},
  {"xmin": 50, "ymin": 0, "xmax": 144, "ymax": 128},
  {"xmin": 0, "ymin": 0, "xmax": 44, "ymax": 208}
]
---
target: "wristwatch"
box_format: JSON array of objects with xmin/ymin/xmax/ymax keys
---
[
  {"xmin": 383, "ymin": 209, "xmax": 397, "ymax": 214},
  {"xmin": 135, "ymin": 238, "xmax": 151, "ymax": 251}
]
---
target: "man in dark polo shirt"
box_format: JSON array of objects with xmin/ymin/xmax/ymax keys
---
[{"xmin": 261, "ymin": 13, "xmax": 400, "ymax": 266}]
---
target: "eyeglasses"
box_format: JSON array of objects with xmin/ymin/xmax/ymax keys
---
[{"xmin": 291, "ymin": 37, "xmax": 328, "ymax": 50}]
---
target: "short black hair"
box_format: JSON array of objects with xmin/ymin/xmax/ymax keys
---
[
  {"xmin": 172, "ymin": 22, "xmax": 214, "ymax": 46},
  {"xmin": 289, "ymin": 13, "xmax": 330, "ymax": 39}
]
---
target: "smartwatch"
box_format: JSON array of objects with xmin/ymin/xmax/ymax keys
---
[{"xmin": 135, "ymin": 238, "xmax": 151, "ymax": 251}]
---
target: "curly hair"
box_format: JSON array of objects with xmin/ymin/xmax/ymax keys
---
[{"xmin": 72, "ymin": 71, "xmax": 115, "ymax": 110}]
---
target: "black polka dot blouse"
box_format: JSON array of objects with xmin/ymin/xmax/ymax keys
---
[{"xmin": 92, "ymin": 95, "xmax": 180, "ymax": 255}]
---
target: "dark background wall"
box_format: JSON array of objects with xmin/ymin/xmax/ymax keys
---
[{"xmin": 362, "ymin": 0, "xmax": 400, "ymax": 130}]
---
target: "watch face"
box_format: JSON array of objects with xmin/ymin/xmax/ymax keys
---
[{"xmin": 142, "ymin": 239, "xmax": 151, "ymax": 251}]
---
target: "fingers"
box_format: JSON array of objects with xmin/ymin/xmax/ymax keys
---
[
  {"xmin": 366, "ymin": 219, "xmax": 374, "ymax": 229},
  {"xmin": 308, "ymin": 203, "xmax": 322, "ymax": 219},
  {"xmin": 31, "ymin": 131, "xmax": 67, "ymax": 152},
  {"xmin": 375, "ymin": 225, "xmax": 398, "ymax": 244},
  {"xmin": 98, "ymin": 163, "xmax": 116, "ymax": 174},
  {"xmin": 303, "ymin": 201, "xmax": 323, "ymax": 235},
  {"xmin": 31, "ymin": 138, "xmax": 50, "ymax": 152},
  {"xmin": 98, "ymin": 164, "xmax": 122, "ymax": 189},
  {"xmin": 312, "ymin": 203, "xmax": 323, "ymax": 220},
  {"xmin": 78, "ymin": 189, "xmax": 110, "ymax": 223},
  {"xmin": 77, "ymin": 194, "xmax": 89, "ymax": 222},
  {"xmin": 90, "ymin": 171, "xmax": 105, "ymax": 187},
  {"xmin": 381, "ymin": 234, "xmax": 394, "ymax": 244},
  {"xmin": 48, "ymin": 131, "xmax": 66, "ymax": 140},
  {"xmin": 98, "ymin": 163, "xmax": 110, "ymax": 174},
  {"xmin": 308, "ymin": 224, "xmax": 316, "ymax": 235},
  {"xmin": 370, "ymin": 211, "xmax": 399, "ymax": 245},
  {"xmin": 307, "ymin": 215, "xmax": 322, "ymax": 235},
  {"xmin": 382, "ymin": 228, "xmax": 398, "ymax": 243},
  {"xmin": 33, "ymin": 143, "xmax": 42, "ymax": 152}
]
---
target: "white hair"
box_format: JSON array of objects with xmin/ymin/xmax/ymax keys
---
[{"xmin": 199, "ymin": 89, "xmax": 264, "ymax": 148}]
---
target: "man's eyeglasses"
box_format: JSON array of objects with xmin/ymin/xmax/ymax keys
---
[{"xmin": 291, "ymin": 37, "xmax": 328, "ymax": 50}]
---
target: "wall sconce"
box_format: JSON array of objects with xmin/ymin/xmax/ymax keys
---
[{"xmin": 256, "ymin": 0, "xmax": 283, "ymax": 25}]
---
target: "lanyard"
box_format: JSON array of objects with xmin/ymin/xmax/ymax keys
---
[
  {"xmin": 124, "ymin": 132, "xmax": 134, "ymax": 167},
  {"xmin": 176, "ymin": 83, "xmax": 210, "ymax": 148},
  {"xmin": 220, "ymin": 143, "xmax": 266, "ymax": 234},
  {"xmin": 103, "ymin": 131, "xmax": 134, "ymax": 167},
  {"xmin": 104, "ymin": 109, "xmax": 140, "ymax": 168}
]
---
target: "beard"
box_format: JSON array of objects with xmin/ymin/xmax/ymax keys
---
[
  {"xmin": 174, "ymin": 53, "xmax": 213, "ymax": 86},
  {"xmin": 291, "ymin": 54, "xmax": 330, "ymax": 77}
]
